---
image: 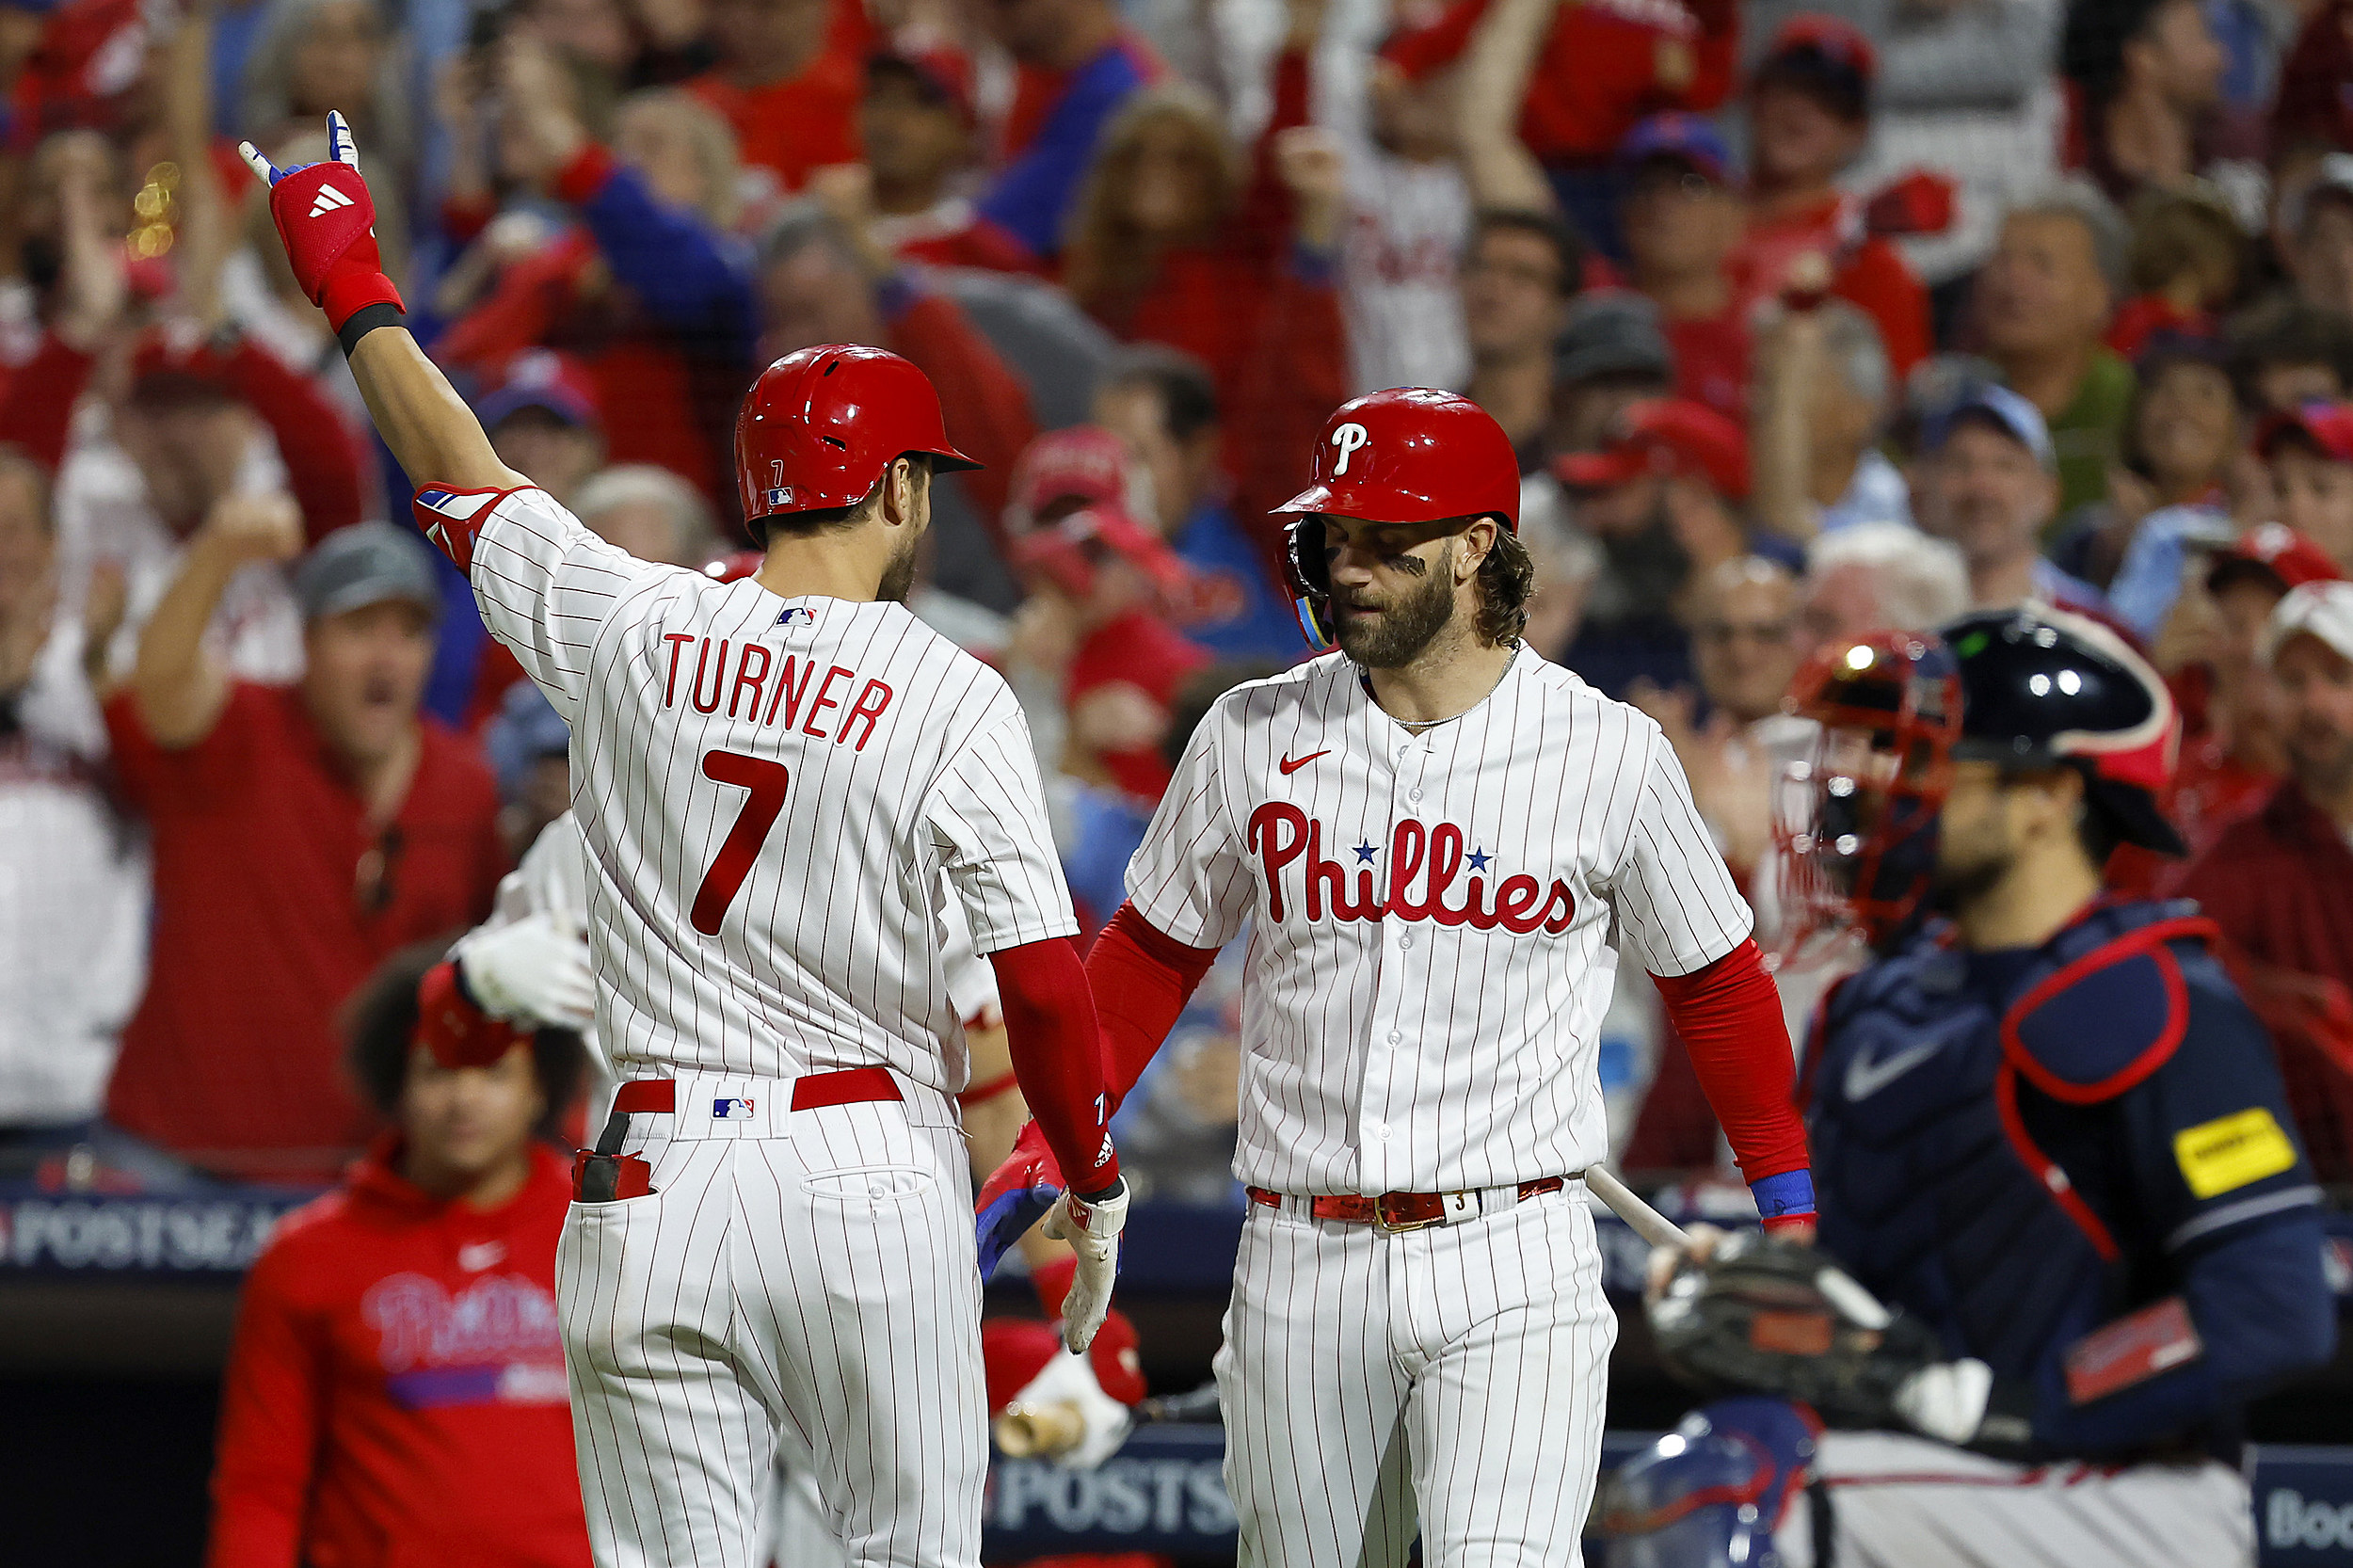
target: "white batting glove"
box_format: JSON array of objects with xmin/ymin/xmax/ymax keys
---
[
  {"xmin": 455, "ymin": 912, "xmax": 595, "ymax": 1030},
  {"xmin": 1043, "ymin": 1178, "xmax": 1128, "ymax": 1354},
  {"xmin": 1006, "ymin": 1345, "xmax": 1135, "ymax": 1469},
  {"xmin": 1892, "ymin": 1357, "xmax": 1994, "ymax": 1446}
]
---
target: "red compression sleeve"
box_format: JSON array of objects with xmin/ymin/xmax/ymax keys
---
[
  {"xmin": 989, "ymin": 937, "xmax": 1120, "ymax": 1194},
  {"xmin": 1652, "ymin": 938, "xmax": 1810, "ymax": 1183},
  {"xmin": 1086, "ymin": 902, "xmax": 1221, "ymax": 1112}
]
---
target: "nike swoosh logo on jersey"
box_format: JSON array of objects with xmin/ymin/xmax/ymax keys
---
[
  {"xmin": 1278, "ymin": 749, "xmax": 1330, "ymax": 776},
  {"xmin": 308, "ymin": 184, "xmax": 355, "ymax": 217},
  {"xmin": 1843, "ymin": 1038, "xmax": 1945, "ymax": 1101}
]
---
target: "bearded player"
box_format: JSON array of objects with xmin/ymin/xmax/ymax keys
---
[
  {"xmin": 241, "ymin": 120, "xmax": 1129, "ymax": 1568},
  {"xmin": 1607, "ymin": 610, "xmax": 2336, "ymax": 1568},
  {"xmin": 979, "ymin": 388, "xmax": 1816, "ymax": 1565}
]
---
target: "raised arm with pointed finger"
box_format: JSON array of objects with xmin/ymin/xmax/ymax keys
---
[{"xmin": 238, "ymin": 116, "xmax": 523, "ymax": 498}]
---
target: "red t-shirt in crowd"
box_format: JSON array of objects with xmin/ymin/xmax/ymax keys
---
[
  {"xmin": 1065, "ymin": 609, "xmax": 1209, "ymax": 803},
  {"xmin": 104, "ymin": 685, "xmax": 505, "ymax": 1181},
  {"xmin": 689, "ymin": 50, "xmax": 863, "ymax": 191},
  {"xmin": 1663, "ymin": 310, "xmax": 1751, "ymax": 424},
  {"xmin": 1728, "ymin": 194, "xmax": 1931, "ymax": 376},
  {"xmin": 208, "ymin": 1140, "xmax": 588, "ymax": 1568}
]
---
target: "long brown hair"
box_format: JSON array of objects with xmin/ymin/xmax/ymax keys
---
[
  {"xmin": 1062, "ymin": 85, "xmax": 1242, "ymax": 312},
  {"xmin": 1474, "ymin": 524, "xmax": 1535, "ymax": 647}
]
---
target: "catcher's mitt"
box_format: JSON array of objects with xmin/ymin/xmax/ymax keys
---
[{"xmin": 1646, "ymin": 1229, "xmax": 1942, "ymax": 1428}]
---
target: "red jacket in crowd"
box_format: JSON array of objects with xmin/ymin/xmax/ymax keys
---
[
  {"xmin": 1382, "ymin": 0, "xmax": 1737, "ymax": 166},
  {"xmin": 1727, "ymin": 194, "xmax": 1931, "ymax": 376},
  {"xmin": 208, "ymin": 1141, "xmax": 589, "ymax": 1568},
  {"xmin": 2170, "ymin": 779, "xmax": 2353, "ymax": 1181},
  {"xmin": 103, "ymin": 686, "xmax": 505, "ymax": 1181}
]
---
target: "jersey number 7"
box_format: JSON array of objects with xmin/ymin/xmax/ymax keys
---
[{"xmin": 692, "ymin": 748, "xmax": 792, "ymax": 936}]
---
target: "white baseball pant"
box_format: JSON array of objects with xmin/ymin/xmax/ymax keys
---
[
  {"xmin": 555, "ymin": 1073, "xmax": 987, "ymax": 1568},
  {"xmin": 1777, "ymin": 1431, "xmax": 2254, "ymax": 1568},
  {"xmin": 1215, "ymin": 1181, "xmax": 1617, "ymax": 1567}
]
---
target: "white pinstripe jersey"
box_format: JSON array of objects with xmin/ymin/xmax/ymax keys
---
[
  {"xmin": 1126, "ymin": 645, "xmax": 1753, "ymax": 1195},
  {"xmin": 423, "ymin": 485, "xmax": 1076, "ymax": 1095}
]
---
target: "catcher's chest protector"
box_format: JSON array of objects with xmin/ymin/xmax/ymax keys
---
[{"xmin": 1806, "ymin": 901, "xmax": 2203, "ymax": 1379}]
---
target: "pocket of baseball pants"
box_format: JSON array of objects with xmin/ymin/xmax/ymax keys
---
[{"xmin": 800, "ymin": 1165, "xmax": 936, "ymax": 1203}]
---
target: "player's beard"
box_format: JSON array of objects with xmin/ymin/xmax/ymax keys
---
[
  {"xmin": 875, "ymin": 531, "xmax": 920, "ymax": 605},
  {"xmin": 1334, "ymin": 544, "xmax": 1458, "ymax": 669}
]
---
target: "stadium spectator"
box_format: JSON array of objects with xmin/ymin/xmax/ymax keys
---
[
  {"xmin": 241, "ymin": 0, "xmax": 413, "ymax": 280},
  {"xmin": 2105, "ymin": 186, "xmax": 2243, "ymax": 360},
  {"xmin": 481, "ymin": 680, "xmax": 573, "ymax": 866},
  {"xmin": 2269, "ymin": 0, "xmax": 2353, "ymax": 162},
  {"xmin": 972, "ymin": 0, "xmax": 1164, "ymax": 262},
  {"xmin": 1913, "ymin": 384, "xmax": 2111, "ymax": 616},
  {"xmin": 2174, "ymin": 580, "xmax": 2353, "ymax": 1179},
  {"xmin": 2227, "ymin": 297, "xmax": 2353, "ymax": 416},
  {"xmin": 1795, "ymin": 519, "xmax": 1971, "ymax": 660},
  {"xmin": 1460, "ymin": 207, "xmax": 1582, "ymax": 465},
  {"xmin": 2258, "ymin": 400, "xmax": 2353, "ymax": 569},
  {"xmin": 1091, "ymin": 347, "xmax": 1303, "ymax": 663},
  {"xmin": 1555, "ymin": 396, "xmax": 1756, "ymax": 696},
  {"xmin": 104, "ymin": 516, "xmax": 504, "ymax": 1183},
  {"xmin": 1614, "ymin": 115, "xmax": 1748, "ymax": 424},
  {"xmin": 572, "ymin": 464, "xmax": 719, "ymax": 568},
  {"xmin": 438, "ymin": 58, "xmax": 757, "ymax": 507},
  {"xmin": 2281, "ymin": 156, "xmax": 2353, "ymax": 328},
  {"xmin": 1325, "ymin": 11, "xmax": 1471, "ymax": 396},
  {"xmin": 1546, "ymin": 291, "xmax": 1675, "ymax": 457},
  {"xmin": 1973, "ymin": 181, "xmax": 2137, "ymax": 514},
  {"xmin": 688, "ymin": 0, "xmax": 863, "ymax": 193},
  {"xmin": 474, "ymin": 352, "xmax": 605, "ymax": 510},
  {"xmin": 208, "ymin": 945, "xmax": 589, "ymax": 1568},
  {"xmin": 1630, "ymin": 554, "xmax": 1808, "ymax": 882},
  {"xmin": 0, "ymin": 450, "xmax": 145, "ymax": 1165},
  {"xmin": 856, "ymin": 46, "xmax": 1034, "ymax": 273},
  {"xmin": 2058, "ymin": 0, "xmax": 2240, "ymax": 211},
  {"xmin": 1729, "ymin": 16, "xmax": 1931, "ymax": 377},
  {"xmin": 1749, "ymin": 298, "xmax": 1905, "ymax": 541}
]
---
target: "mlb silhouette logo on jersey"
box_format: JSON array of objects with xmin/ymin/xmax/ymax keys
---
[
  {"xmin": 777, "ymin": 605, "xmax": 819, "ymax": 629},
  {"xmin": 712, "ymin": 1098, "xmax": 756, "ymax": 1120}
]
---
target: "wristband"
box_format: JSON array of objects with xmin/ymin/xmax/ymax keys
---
[
  {"xmin": 338, "ymin": 302, "xmax": 405, "ymax": 358},
  {"xmin": 1750, "ymin": 1168, "xmax": 1817, "ymax": 1224}
]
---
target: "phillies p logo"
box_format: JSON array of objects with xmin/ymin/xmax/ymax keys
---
[{"xmin": 1330, "ymin": 422, "xmax": 1370, "ymax": 475}]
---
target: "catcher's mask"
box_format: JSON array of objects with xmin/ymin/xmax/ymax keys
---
[{"xmin": 1771, "ymin": 631, "xmax": 1962, "ymax": 959}]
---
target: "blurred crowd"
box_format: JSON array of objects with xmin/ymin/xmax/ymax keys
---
[{"xmin": 4, "ymin": 0, "xmax": 2353, "ymax": 1200}]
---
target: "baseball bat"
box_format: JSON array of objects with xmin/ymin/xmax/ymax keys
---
[
  {"xmin": 994, "ymin": 1383, "xmax": 1225, "ymax": 1458},
  {"xmin": 1584, "ymin": 1165, "xmax": 1691, "ymax": 1251}
]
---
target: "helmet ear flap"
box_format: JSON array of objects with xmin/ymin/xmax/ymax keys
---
[{"xmin": 1286, "ymin": 516, "xmax": 1335, "ymax": 651}]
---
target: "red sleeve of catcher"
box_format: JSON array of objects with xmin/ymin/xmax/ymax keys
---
[
  {"xmin": 1652, "ymin": 937, "xmax": 1810, "ymax": 1183},
  {"xmin": 989, "ymin": 937, "xmax": 1120, "ymax": 1194},
  {"xmin": 1086, "ymin": 902, "xmax": 1220, "ymax": 1112}
]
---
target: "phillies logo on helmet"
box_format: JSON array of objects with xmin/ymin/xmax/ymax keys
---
[{"xmin": 1330, "ymin": 422, "xmax": 1370, "ymax": 475}]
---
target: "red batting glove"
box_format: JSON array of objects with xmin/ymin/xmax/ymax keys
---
[{"xmin": 237, "ymin": 112, "xmax": 404, "ymax": 333}]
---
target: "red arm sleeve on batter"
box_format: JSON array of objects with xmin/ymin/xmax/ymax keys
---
[
  {"xmin": 1651, "ymin": 937, "xmax": 1810, "ymax": 1184},
  {"xmin": 206, "ymin": 1244, "xmax": 328, "ymax": 1568},
  {"xmin": 989, "ymin": 936, "xmax": 1121, "ymax": 1194},
  {"xmin": 1087, "ymin": 901, "xmax": 1221, "ymax": 1112}
]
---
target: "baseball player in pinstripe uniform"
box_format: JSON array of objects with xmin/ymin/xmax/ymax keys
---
[
  {"xmin": 979, "ymin": 388, "xmax": 1817, "ymax": 1566},
  {"xmin": 243, "ymin": 119, "xmax": 1131, "ymax": 1568}
]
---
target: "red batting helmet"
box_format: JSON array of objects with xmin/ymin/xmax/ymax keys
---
[
  {"xmin": 1273, "ymin": 388, "xmax": 1521, "ymax": 649},
  {"xmin": 734, "ymin": 344, "xmax": 981, "ymax": 534}
]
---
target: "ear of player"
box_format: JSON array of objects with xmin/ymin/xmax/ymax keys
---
[{"xmin": 237, "ymin": 112, "xmax": 406, "ymax": 333}]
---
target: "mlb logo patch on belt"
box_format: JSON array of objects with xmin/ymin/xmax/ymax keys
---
[{"xmin": 713, "ymin": 1097, "xmax": 757, "ymax": 1121}]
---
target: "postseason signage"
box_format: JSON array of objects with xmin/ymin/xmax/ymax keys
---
[{"xmin": 0, "ymin": 1190, "xmax": 312, "ymax": 1277}]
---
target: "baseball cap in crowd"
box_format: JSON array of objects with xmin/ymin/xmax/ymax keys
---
[
  {"xmin": 1554, "ymin": 292, "xmax": 1674, "ymax": 387},
  {"xmin": 1555, "ymin": 397, "xmax": 1750, "ymax": 500},
  {"xmin": 2254, "ymin": 400, "xmax": 2353, "ymax": 464},
  {"xmin": 866, "ymin": 44, "xmax": 977, "ymax": 126},
  {"xmin": 2265, "ymin": 579, "xmax": 2353, "ymax": 666},
  {"xmin": 2206, "ymin": 522, "xmax": 2345, "ymax": 598},
  {"xmin": 1923, "ymin": 384, "xmax": 2057, "ymax": 471},
  {"xmin": 292, "ymin": 522, "xmax": 444, "ymax": 623},
  {"xmin": 1005, "ymin": 426, "xmax": 1192, "ymax": 599},
  {"xmin": 1617, "ymin": 114, "xmax": 1737, "ymax": 187},
  {"xmin": 2282, "ymin": 152, "xmax": 2353, "ymax": 238},
  {"xmin": 483, "ymin": 680, "xmax": 572, "ymax": 805},
  {"xmin": 1753, "ymin": 14, "xmax": 1877, "ymax": 122},
  {"xmin": 476, "ymin": 349, "xmax": 601, "ymax": 432}
]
